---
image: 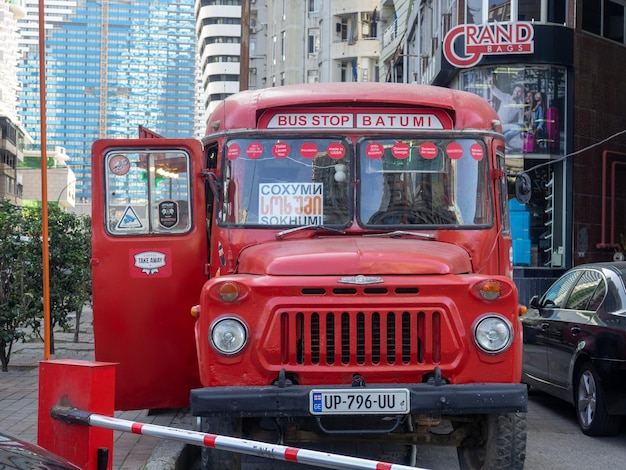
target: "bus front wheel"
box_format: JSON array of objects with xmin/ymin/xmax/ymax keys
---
[{"xmin": 456, "ymin": 412, "xmax": 527, "ymax": 470}]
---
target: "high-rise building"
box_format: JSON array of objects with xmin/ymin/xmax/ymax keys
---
[
  {"xmin": 195, "ymin": 0, "xmax": 381, "ymax": 133},
  {"xmin": 0, "ymin": 0, "xmax": 30, "ymax": 205},
  {"xmin": 195, "ymin": 0, "xmax": 243, "ymax": 127},
  {"xmin": 17, "ymin": 0, "xmax": 197, "ymax": 207}
]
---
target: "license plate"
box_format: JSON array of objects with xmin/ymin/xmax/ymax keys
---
[{"xmin": 309, "ymin": 388, "xmax": 410, "ymax": 415}]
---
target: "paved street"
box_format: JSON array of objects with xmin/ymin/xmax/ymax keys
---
[{"xmin": 0, "ymin": 307, "xmax": 195, "ymax": 469}]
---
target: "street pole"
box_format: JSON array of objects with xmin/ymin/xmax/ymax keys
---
[
  {"xmin": 239, "ymin": 0, "xmax": 250, "ymax": 91},
  {"xmin": 38, "ymin": 0, "xmax": 51, "ymax": 361}
]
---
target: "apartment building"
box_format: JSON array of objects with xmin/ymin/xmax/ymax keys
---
[
  {"xmin": 196, "ymin": 0, "xmax": 382, "ymax": 131},
  {"xmin": 0, "ymin": 0, "xmax": 29, "ymax": 204}
]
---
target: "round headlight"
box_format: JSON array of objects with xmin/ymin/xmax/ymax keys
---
[
  {"xmin": 210, "ymin": 318, "xmax": 248, "ymax": 355},
  {"xmin": 474, "ymin": 315, "xmax": 513, "ymax": 354}
]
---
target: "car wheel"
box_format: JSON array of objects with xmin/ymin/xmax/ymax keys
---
[
  {"xmin": 457, "ymin": 412, "xmax": 527, "ymax": 470},
  {"xmin": 575, "ymin": 363, "xmax": 622, "ymax": 436},
  {"xmin": 199, "ymin": 417, "xmax": 242, "ymax": 470}
]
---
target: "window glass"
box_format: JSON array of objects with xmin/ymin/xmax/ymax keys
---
[
  {"xmin": 358, "ymin": 138, "xmax": 492, "ymax": 227},
  {"xmin": 489, "ymin": 0, "xmax": 511, "ymax": 21},
  {"xmin": 518, "ymin": 0, "xmax": 541, "ymax": 22},
  {"xmin": 566, "ymin": 270, "xmax": 603, "ymax": 310},
  {"xmin": 587, "ymin": 277, "xmax": 607, "ymax": 311},
  {"xmin": 605, "ymin": 0, "xmax": 625, "ymax": 43},
  {"xmin": 541, "ymin": 270, "xmax": 581, "ymax": 308},
  {"xmin": 583, "ymin": 0, "xmax": 626, "ymax": 44},
  {"xmin": 461, "ymin": 65, "xmax": 566, "ymax": 156},
  {"xmin": 461, "ymin": 65, "xmax": 567, "ymax": 268},
  {"xmin": 105, "ymin": 150, "xmax": 191, "ymax": 235},
  {"xmin": 221, "ymin": 138, "xmax": 351, "ymax": 226}
]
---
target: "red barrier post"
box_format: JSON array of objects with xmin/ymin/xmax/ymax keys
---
[{"xmin": 38, "ymin": 359, "xmax": 117, "ymax": 469}]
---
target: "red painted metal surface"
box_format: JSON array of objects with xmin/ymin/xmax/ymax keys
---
[
  {"xmin": 597, "ymin": 150, "xmax": 626, "ymax": 250},
  {"xmin": 91, "ymin": 139, "xmax": 205, "ymax": 410},
  {"xmin": 206, "ymin": 82, "xmax": 502, "ymax": 136},
  {"xmin": 38, "ymin": 360, "xmax": 116, "ymax": 469},
  {"xmin": 236, "ymin": 238, "xmax": 473, "ymax": 275}
]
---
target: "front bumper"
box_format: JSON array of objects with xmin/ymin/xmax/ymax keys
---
[{"xmin": 190, "ymin": 382, "xmax": 528, "ymax": 417}]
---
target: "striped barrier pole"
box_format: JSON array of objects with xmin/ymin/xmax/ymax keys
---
[{"xmin": 51, "ymin": 406, "xmax": 428, "ymax": 470}]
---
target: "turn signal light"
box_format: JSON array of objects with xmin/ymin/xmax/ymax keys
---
[
  {"xmin": 218, "ymin": 282, "xmax": 240, "ymax": 302},
  {"xmin": 190, "ymin": 305, "xmax": 201, "ymax": 318},
  {"xmin": 479, "ymin": 280, "xmax": 501, "ymax": 301}
]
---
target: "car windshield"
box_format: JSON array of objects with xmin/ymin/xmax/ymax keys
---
[{"xmin": 219, "ymin": 136, "xmax": 492, "ymax": 228}]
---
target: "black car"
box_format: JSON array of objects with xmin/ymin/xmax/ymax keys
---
[
  {"xmin": 521, "ymin": 261, "xmax": 626, "ymax": 436},
  {"xmin": 0, "ymin": 430, "xmax": 80, "ymax": 469}
]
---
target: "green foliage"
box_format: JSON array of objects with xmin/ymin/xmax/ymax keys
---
[
  {"xmin": 0, "ymin": 201, "xmax": 41, "ymax": 371},
  {"xmin": 0, "ymin": 201, "xmax": 92, "ymax": 370},
  {"xmin": 46, "ymin": 206, "xmax": 92, "ymax": 351}
]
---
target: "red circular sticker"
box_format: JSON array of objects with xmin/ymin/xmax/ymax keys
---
[
  {"xmin": 446, "ymin": 142, "xmax": 464, "ymax": 160},
  {"xmin": 109, "ymin": 154, "xmax": 130, "ymax": 175},
  {"xmin": 470, "ymin": 143, "xmax": 485, "ymax": 161},
  {"xmin": 227, "ymin": 143, "xmax": 241, "ymax": 160},
  {"xmin": 392, "ymin": 142, "xmax": 410, "ymax": 159},
  {"xmin": 300, "ymin": 142, "xmax": 318, "ymax": 158},
  {"xmin": 366, "ymin": 142, "xmax": 384, "ymax": 159},
  {"xmin": 272, "ymin": 142, "xmax": 290, "ymax": 158},
  {"xmin": 327, "ymin": 143, "xmax": 346, "ymax": 159},
  {"xmin": 246, "ymin": 142, "xmax": 264, "ymax": 159},
  {"xmin": 419, "ymin": 142, "xmax": 438, "ymax": 159}
]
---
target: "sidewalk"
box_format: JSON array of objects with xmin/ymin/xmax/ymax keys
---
[{"xmin": 0, "ymin": 307, "xmax": 197, "ymax": 469}]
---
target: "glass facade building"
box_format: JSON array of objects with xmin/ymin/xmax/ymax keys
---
[{"xmin": 17, "ymin": 0, "xmax": 197, "ymax": 202}]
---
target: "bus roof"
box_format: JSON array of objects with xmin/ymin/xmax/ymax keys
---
[{"xmin": 205, "ymin": 82, "xmax": 501, "ymax": 136}]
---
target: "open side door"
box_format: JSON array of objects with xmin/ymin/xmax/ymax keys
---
[{"xmin": 91, "ymin": 139, "xmax": 206, "ymax": 410}]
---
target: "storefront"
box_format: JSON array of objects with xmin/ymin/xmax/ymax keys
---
[{"xmin": 434, "ymin": 21, "xmax": 575, "ymax": 301}]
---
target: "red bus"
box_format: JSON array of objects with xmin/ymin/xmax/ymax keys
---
[{"xmin": 91, "ymin": 82, "xmax": 527, "ymax": 469}]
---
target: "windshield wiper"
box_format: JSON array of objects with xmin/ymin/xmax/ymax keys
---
[
  {"xmin": 363, "ymin": 230, "xmax": 437, "ymax": 240},
  {"xmin": 276, "ymin": 224, "xmax": 346, "ymax": 239}
]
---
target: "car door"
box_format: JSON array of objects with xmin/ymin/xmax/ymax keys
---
[
  {"xmin": 522, "ymin": 270, "xmax": 581, "ymax": 382},
  {"xmin": 547, "ymin": 269, "xmax": 604, "ymax": 387}
]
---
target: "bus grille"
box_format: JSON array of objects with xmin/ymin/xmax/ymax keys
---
[{"xmin": 279, "ymin": 310, "xmax": 442, "ymax": 366}]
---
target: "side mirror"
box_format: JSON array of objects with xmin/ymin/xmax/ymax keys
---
[
  {"xmin": 529, "ymin": 295, "xmax": 540, "ymax": 309},
  {"xmin": 515, "ymin": 173, "xmax": 532, "ymax": 203},
  {"xmin": 203, "ymin": 170, "xmax": 222, "ymax": 201}
]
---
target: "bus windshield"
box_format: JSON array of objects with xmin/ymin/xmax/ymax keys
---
[
  {"xmin": 220, "ymin": 136, "xmax": 492, "ymax": 228},
  {"xmin": 359, "ymin": 138, "xmax": 492, "ymax": 227}
]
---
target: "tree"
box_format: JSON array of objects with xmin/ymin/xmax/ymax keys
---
[
  {"xmin": 0, "ymin": 201, "xmax": 41, "ymax": 371},
  {"xmin": 0, "ymin": 202, "xmax": 92, "ymax": 370},
  {"xmin": 29, "ymin": 206, "xmax": 92, "ymax": 353}
]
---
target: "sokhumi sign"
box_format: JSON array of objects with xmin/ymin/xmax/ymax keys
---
[{"xmin": 443, "ymin": 21, "xmax": 535, "ymax": 68}]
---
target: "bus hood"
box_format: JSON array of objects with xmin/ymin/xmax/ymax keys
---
[{"xmin": 237, "ymin": 237, "xmax": 472, "ymax": 275}]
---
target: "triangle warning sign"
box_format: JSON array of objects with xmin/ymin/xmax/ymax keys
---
[{"xmin": 116, "ymin": 206, "xmax": 144, "ymax": 230}]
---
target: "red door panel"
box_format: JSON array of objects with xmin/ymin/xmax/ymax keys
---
[{"xmin": 91, "ymin": 139, "xmax": 205, "ymax": 410}]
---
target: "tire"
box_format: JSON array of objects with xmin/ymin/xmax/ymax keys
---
[
  {"xmin": 199, "ymin": 416, "xmax": 242, "ymax": 470},
  {"xmin": 457, "ymin": 413, "xmax": 527, "ymax": 470},
  {"xmin": 575, "ymin": 363, "xmax": 622, "ymax": 436}
]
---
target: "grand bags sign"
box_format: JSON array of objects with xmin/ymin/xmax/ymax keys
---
[{"xmin": 443, "ymin": 22, "xmax": 534, "ymax": 68}]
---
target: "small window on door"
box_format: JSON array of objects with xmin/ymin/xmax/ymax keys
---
[
  {"xmin": 104, "ymin": 149, "xmax": 191, "ymax": 235},
  {"xmin": 566, "ymin": 270, "xmax": 605, "ymax": 311}
]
